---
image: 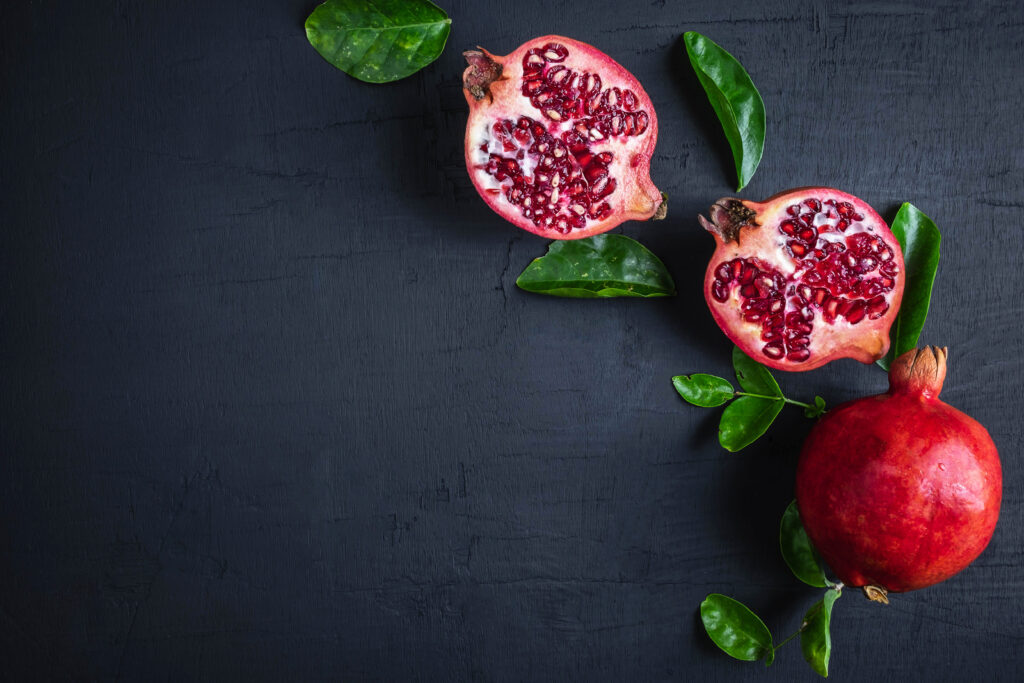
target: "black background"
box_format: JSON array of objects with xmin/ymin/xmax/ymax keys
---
[{"xmin": 2, "ymin": 1, "xmax": 1023, "ymax": 680}]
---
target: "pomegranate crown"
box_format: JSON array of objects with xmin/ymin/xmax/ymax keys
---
[{"xmin": 889, "ymin": 346, "xmax": 947, "ymax": 398}]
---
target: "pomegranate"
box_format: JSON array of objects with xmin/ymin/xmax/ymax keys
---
[
  {"xmin": 700, "ymin": 188, "xmax": 905, "ymax": 371},
  {"xmin": 796, "ymin": 347, "xmax": 1002, "ymax": 599},
  {"xmin": 462, "ymin": 36, "xmax": 665, "ymax": 239}
]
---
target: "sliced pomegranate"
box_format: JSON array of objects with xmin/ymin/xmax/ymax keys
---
[
  {"xmin": 462, "ymin": 36, "xmax": 665, "ymax": 239},
  {"xmin": 700, "ymin": 188, "xmax": 905, "ymax": 371}
]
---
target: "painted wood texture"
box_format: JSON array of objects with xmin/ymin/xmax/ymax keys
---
[{"xmin": 1, "ymin": 0, "xmax": 1022, "ymax": 680}]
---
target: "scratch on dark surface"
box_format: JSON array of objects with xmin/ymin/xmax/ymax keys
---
[
  {"xmin": 496, "ymin": 233, "xmax": 523, "ymax": 307},
  {"xmin": 206, "ymin": 274, "xmax": 300, "ymax": 288},
  {"xmin": 224, "ymin": 198, "xmax": 282, "ymax": 217},
  {"xmin": 114, "ymin": 473, "xmax": 195, "ymax": 682},
  {"xmin": 103, "ymin": 144, "xmax": 342, "ymax": 185},
  {"xmin": 886, "ymin": 604, "xmax": 1024, "ymax": 641},
  {"xmin": 457, "ymin": 462, "xmax": 467, "ymax": 498},
  {"xmin": 295, "ymin": 249, "xmax": 402, "ymax": 262},
  {"xmin": 977, "ymin": 198, "xmax": 1024, "ymax": 208},
  {"xmin": 334, "ymin": 575, "xmax": 701, "ymax": 596},
  {"xmin": 260, "ymin": 113, "xmax": 424, "ymax": 138}
]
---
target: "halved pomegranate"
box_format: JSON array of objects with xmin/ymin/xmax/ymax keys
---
[
  {"xmin": 462, "ymin": 36, "xmax": 665, "ymax": 239},
  {"xmin": 700, "ymin": 188, "xmax": 905, "ymax": 371}
]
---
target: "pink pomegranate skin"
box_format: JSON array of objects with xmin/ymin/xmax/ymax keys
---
[{"xmin": 795, "ymin": 347, "xmax": 1001, "ymax": 593}]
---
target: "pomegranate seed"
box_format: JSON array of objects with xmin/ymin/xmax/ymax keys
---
[
  {"xmin": 715, "ymin": 263, "xmax": 733, "ymax": 282},
  {"xmin": 763, "ymin": 343, "xmax": 785, "ymax": 359},
  {"xmin": 780, "ymin": 220, "xmax": 797, "ymax": 235},
  {"xmin": 867, "ymin": 295, "xmax": 889, "ymax": 319},
  {"xmin": 712, "ymin": 281, "xmax": 728, "ymax": 302},
  {"xmin": 845, "ymin": 300, "xmax": 866, "ymax": 324},
  {"xmin": 804, "ymin": 198, "xmax": 822, "ymax": 212},
  {"xmin": 635, "ymin": 111, "xmax": 649, "ymax": 135},
  {"xmin": 787, "ymin": 348, "xmax": 811, "ymax": 362},
  {"xmin": 755, "ymin": 275, "xmax": 776, "ymax": 296},
  {"xmin": 594, "ymin": 177, "xmax": 617, "ymax": 199}
]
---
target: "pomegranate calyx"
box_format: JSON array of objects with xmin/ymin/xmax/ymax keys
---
[
  {"xmin": 862, "ymin": 585, "xmax": 890, "ymax": 604},
  {"xmin": 652, "ymin": 192, "xmax": 669, "ymax": 221},
  {"xmin": 698, "ymin": 199, "xmax": 757, "ymax": 244},
  {"xmin": 889, "ymin": 346, "xmax": 947, "ymax": 398},
  {"xmin": 463, "ymin": 49, "xmax": 503, "ymax": 101}
]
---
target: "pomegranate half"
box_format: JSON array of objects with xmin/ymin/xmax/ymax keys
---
[
  {"xmin": 701, "ymin": 188, "xmax": 905, "ymax": 371},
  {"xmin": 462, "ymin": 36, "xmax": 664, "ymax": 239},
  {"xmin": 796, "ymin": 347, "xmax": 1002, "ymax": 597}
]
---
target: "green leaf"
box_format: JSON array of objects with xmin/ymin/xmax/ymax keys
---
[
  {"xmin": 683, "ymin": 32, "xmax": 766, "ymax": 191},
  {"xmin": 516, "ymin": 235, "xmax": 676, "ymax": 298},
  {"xmin": 779, "ymin": 500, "xmax": 828, "ymax": 588},
  {"xmin": 801, "ymin": 590, "xmax": 841, "ymax": 677},
  {"xmin": 700, "ymin": 594, "xmax": 774, "ymax": 664},
  {"xmin": 804, "ymin": 396, "xmax": 827, "ymax": 419},
  {"xmin": 732, "ymin": 346, "xmax": 782, "ymax": 397},
  {"xmin": 672, "ymin": 374, "xmax": 735, "ymax": 407},
  {"xmin": 305, "ymin": 0, "xmax": 452, "ymax": 83},
  {"xmin": 718, "ymin": 395, "xmax": 783, "ymax": 452},
  {"xmin": 878, "ymin": 203, "xmax": 941, "ymax": 371}
]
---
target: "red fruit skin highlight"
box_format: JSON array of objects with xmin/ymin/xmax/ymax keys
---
[{"xmin": 795, "ymin": 347, "xmax": 1002, "ymax": 593}]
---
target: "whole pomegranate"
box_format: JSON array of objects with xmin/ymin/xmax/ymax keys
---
[
  {"xmin": 462, "ymin": 36, "xmax": 664, "ymax": 239},
  {"xmin": 701, "ymin": 188, "xmax": 905, "ymax": 371},
  {"xmin": 796, "ymin": 347, "xmax": 1002, "ymax": 598}
]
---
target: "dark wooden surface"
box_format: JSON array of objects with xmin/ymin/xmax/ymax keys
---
[{"xmin": 2, "ymin": 1, "xmax": 1023, "ymax": 680}]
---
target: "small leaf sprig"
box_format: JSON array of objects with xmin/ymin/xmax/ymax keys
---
[
  {"xmin": 878, "ymin": 203, "xmax": 941, "ymax": 370},
  {"xmin": 684, "ymin": 32, "xmax": 766, "ymax": 192},
  {"xmin": 701, "ymin": 501, "xmax": 844, "ymax": 677},
  {"xmin": 305, "ymin": 0, "xmax": 452, "ymax": 83},
  {"xmin": 673, "ymin": 347, "xmax": 825, "ymax": 452},
  {"xmin": 516, "ymin": 235, "xmax": 676, "ymax": 298}
]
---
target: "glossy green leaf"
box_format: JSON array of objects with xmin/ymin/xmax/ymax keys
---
[
  {"xmin": 305, "ymin": 0, "xmax": 452, "ymax": 83},
  {"xmin": 878, "ymin": 203, "xmax": 941, "ymax": 370},
  {"xmin": 701, "ymin": 594, "xmax": 774, "ymax": 664},
  {"xmin": 672, "ymin": 374, "xmax": 735, "ymax": 407},
  {"xmin": 804, "ymin": 396, "xmax": 827, "ymax": 419},
  {"xmin": 718, "ymin": 395, "xmax": 783, "ymax": 452},
  {"xmin": 732, "ymin": 346, "xmax": 782, "ymax": 398},
  {"xmin": 780, "ymin": 500, "xmax": 828, "ymax": 587},
  {"xmin": 516, "ymin": 235, "xmax": 676, "ymax": 298},
  {"xmin": 801, "ymin": 590, "xmax": 841, "ymax": 677},
  {"xmin": 683, "ymin": 32, "xmax": 766, "ymax": 191}
]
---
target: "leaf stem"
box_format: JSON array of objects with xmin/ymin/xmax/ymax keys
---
[
  {"xmin": 735, "ymin": 391, "xmax": 813, "ymax": 410},
  {"xmin": 772, "ymin": 628, "xmax": 802, "ymax": 653}
]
